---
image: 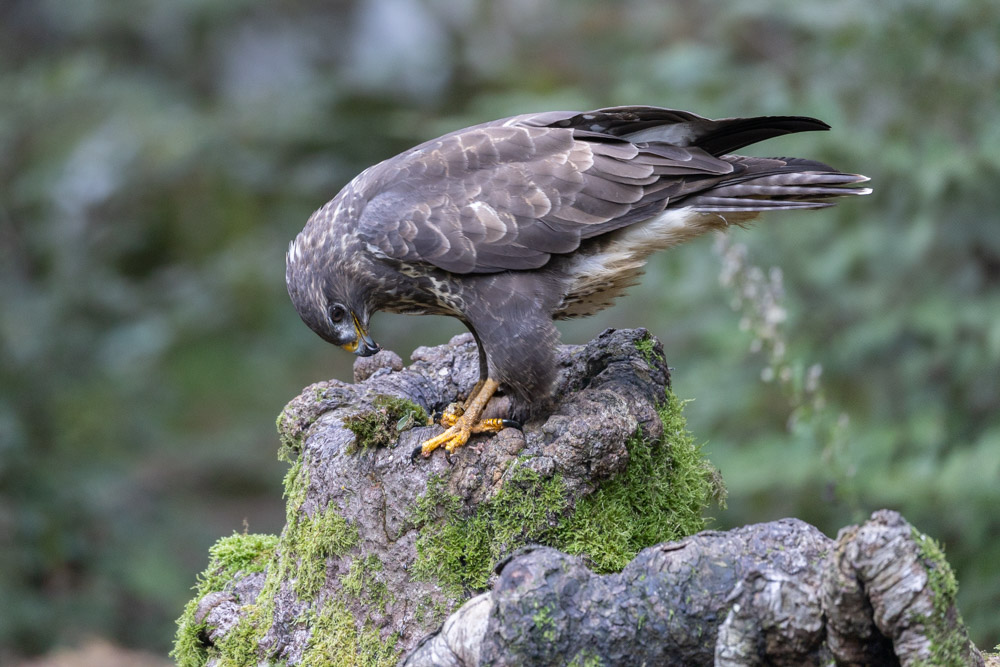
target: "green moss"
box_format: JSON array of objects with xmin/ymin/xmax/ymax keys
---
[
  {"xmin": 276, "ymin": 408, "xmax": 302, "ymax": 463},
  {"xmin": 340, "ymin": 554, "xmax": 392, "ymax": 614},
  {"xmin": 297, "ymin": 550, "xmax": 401, "ymax": 666},
  {"xmin": 412, "ymin": 466, "xmax": 568, "ymax": 598},
  {"xmin": 205, "ymin": 533, "xmax": 279, "ymax": 586},
  {"xmin": 173, "ymin": 492, "xmax": 359, "ymax": 666},
  {"xmin": 568, "ymin": 649, "xmax": 604, "ymax": 667},
  {"xmin": 282, "ymin": 456, "xmax": 308, "ymax": 518},
  {"xmin": 557, "ymin": 391, "xmax": 726, "ymax": 572},
  {"xmin": 280, "ymin": 456, "xmax": 359, "ymax": 596},
  {"xmin": 275, "ymin": 385, "xmax": 340, "ymax": 462},
  {"xmin": 171, "ymin": 532, "xmax": 279, "ymax": 667},
  {"xmin": 343, "ymin": 394, "xmax": 428, "ymax": 450},
  {"xmin": 214, "ymin": 607, "xmax": 272, "ymax": 666},
  {"xmin": 247, "ymin": 506, "xmax": 389, "ymax": 665},
  {"xmin": 635, "ymin": 332, "xmax": 664, "ymax": 365},
  {"xmin": 911, "ymin": 528, "xmax": 970, "ymax": 667},
  {"xmin": 299, "ymin": 604, "xmax": 399, "ymax": 667},
  {"xmin": 287, "ymin": 501, "xmax": 360, "ymax": 600},
  {"xmin": 411, "ymin": 390, "xmax": 723, "ymax": 597},
  {"xmin": 413, "ymin": 596, "xmax": 450, "ymax": 625}
]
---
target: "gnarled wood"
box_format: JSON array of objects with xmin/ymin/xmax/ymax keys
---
[
  {"xmin": 179, "ymin": 329, "xmax": 985, "ymax": 666},
  {"xmin": 407, "ymin": 511, "xmax": 983, "ymax": 666}
]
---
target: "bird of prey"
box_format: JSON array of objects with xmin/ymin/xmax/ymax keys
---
[{"xmin": 286, "ymin": 106, "xmax": 870, "ymax": 457}]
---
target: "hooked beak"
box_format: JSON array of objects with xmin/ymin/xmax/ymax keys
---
[{"xmin": 342, "ymin": 313, "xmax": 380, "ymax": 357}]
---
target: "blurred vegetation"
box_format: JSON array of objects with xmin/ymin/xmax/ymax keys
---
[{"xmin": 1, "ymin": 0, "xmax": 998, "ymax": 658}]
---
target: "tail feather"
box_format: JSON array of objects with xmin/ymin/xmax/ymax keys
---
[
  {"xmin": 688, "ymin": 198, "xmax": 836, "ymax": 212},
  {"xmin": 682, "ymin": 156, "xmax": 871, "ymax": 213}
]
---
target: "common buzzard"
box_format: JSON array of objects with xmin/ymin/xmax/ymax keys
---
[{"xmin": 286, "ymin": 106, "xmax": 870, "ymax": 456}]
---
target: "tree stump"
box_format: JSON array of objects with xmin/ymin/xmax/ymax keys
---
[{"xmin": 172, "ymin": 329, "xmax": 985, "ymax": 666}]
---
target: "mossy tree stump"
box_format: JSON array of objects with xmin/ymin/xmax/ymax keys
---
[
  {"xmin": 173, "ymin": 329, "xmax": 986, "ymax": 666},
  {"xmin": 173, "ymin": 328, "xmax": 722, "ymax": 665}
]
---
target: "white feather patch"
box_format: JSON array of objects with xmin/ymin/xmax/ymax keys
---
[{"xmin": 557, "ymin": 207, "xmax": 737, "ymax": 317}]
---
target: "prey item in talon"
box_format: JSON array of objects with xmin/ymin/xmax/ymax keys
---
[{"xmin": 286, "ymin": 105, "xmax": 870, "ymax": 458}]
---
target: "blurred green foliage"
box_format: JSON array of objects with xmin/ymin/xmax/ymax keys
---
[{"xmin": 1, "ymin": 0, "xmax": 998, "ymax": 658}]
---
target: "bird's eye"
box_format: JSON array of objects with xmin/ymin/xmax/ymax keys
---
[{"xmin": 328, "ymin": 304, "xmax": 347, "ymax": 323}]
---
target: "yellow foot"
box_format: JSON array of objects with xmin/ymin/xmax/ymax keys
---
[
  {"xmin": 418, "ymin": 415, "xmax": 508, "ymax": 457},
  {"xmin": 420, "ymin": 378, "xmax": 502, "ymax": 457},
  {"xmin": 420, "ymin": 417, "xmax": 472, "ymax": 456},
  {"xmin": 439, "ymin": 380, "xmax": 485, "ymax": 428},
  {"xmin": 440, "ymin": 402, "xmax": 464, "ymax": 428}
]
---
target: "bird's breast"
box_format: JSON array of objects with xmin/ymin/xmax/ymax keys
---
[{"xmin": 371, "ymin": 261, "xmax": 466, "ymax": 317}]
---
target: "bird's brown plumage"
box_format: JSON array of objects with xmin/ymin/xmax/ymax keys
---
[{"xmin": 286, "ymin": 105, "xmax": 870, "ymax": 454}]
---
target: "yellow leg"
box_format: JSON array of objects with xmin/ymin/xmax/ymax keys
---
[
  {"xmin": 440, "ymin": 380, "xmax": 485, "ymax": 428},
  {"xmin": 421, "ymin": 378, "xmax": 503, "ymax": 456}
]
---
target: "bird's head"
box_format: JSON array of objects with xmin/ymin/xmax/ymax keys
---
[{"xmin": 286, "ymin": 233, "xmax": 380, "ymax": 357}]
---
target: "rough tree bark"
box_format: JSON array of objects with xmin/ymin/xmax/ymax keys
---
[
  {"xmin": 405, "ymin": 511, "xmax": 984, "ymax": 666},
  {"xmin": 174, "ymin": 328, "xmax": 987, "ymax": 667}
]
